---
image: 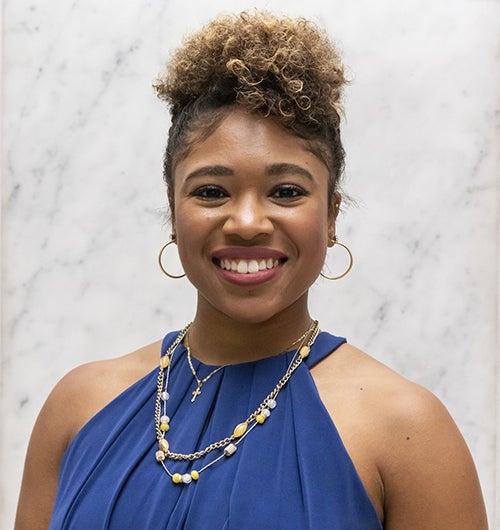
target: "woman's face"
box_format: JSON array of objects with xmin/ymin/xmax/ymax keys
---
[{"xmin": 173, "ymin": 107, "xmax": 334, "ymax": 324}]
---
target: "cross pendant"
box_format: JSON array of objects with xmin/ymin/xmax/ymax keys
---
[{"xmin": 191, "ymin": 386, "xmax": 202, "ymax": 402}]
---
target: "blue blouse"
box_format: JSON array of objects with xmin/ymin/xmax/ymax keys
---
[{"xmin": 49, "ymin": 331, "xmax": 382, "ymax": 529}]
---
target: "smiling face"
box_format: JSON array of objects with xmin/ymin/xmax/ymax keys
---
[{"xmin": 173, "ymin": 107, "xmax": 335, "ymax": 325}]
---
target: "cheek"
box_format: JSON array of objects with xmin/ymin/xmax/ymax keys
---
[
  {"xmin": 172, "ymin": 207, "xmax": 196, "ymax": 260},
  {"xmin": 173, "ymin": 194, "xmax": 202, "ymax": 236},
  {"xmin": 173, "ymin": 205, "xmax": 218, "ymax": 277},
  {"xmin": 287, "ymin": 206, "xmax": 330, "ymax": 263},
  {"xmin": 306, "ymin": 226, "xmax": 329, "ymax": 268}
]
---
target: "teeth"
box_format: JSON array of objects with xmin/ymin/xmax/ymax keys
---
[
  {"xmin": 248, "ymin": 260, "xmax": 259, "ymax": 273},
  {"xmin": 218, "ymin": 258, "xmax": 282, "ymax": 274}
]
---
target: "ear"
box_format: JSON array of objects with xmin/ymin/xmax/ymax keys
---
[{"xmin": 328, "ymin": 192, "xmax": 341, "ymax": 244}]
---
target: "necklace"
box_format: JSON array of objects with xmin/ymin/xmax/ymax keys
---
[
  {"xmin": 154, "ymin": 320, "xmax": 320, "ymax": 484},
  {"xmin": 185, "ymin": 338, "xmax": 228, "ymax": 402},
  {"xmin": 185, "ymin": 325, "xmax": 313, "ymax": 403}
]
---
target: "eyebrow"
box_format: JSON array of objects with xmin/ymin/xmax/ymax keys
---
[
  {"xmin": 185, "ymin": 163, "xmax": 314, "ymax": 181},
  {"xmin": 185, "ymin": 165, "xmax": 234, "ymax": 181},
  {"xmin": 266, "ymin": 163, "xmax": 314, "ymax": 181}
]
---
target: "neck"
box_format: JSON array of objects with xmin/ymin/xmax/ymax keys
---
[{"xmin": 187, "ymin": 300, "xmax": 314, "ymax": 366}]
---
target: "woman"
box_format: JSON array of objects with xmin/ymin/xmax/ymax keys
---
[{"xmin": 15, "ymin": 11, "xmax": 487, "ymax": 529}]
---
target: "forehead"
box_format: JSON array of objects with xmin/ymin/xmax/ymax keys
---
[{"xmin": 175, "ymin": 108, "xmax": 329, "ymax": 178}]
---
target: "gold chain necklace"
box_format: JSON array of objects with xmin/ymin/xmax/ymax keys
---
[
  {"xmin": 154, "ymin": 320, "xmax": 320, "ymax": 484},
  {"xmin": 185, "ymin": 325, "xmax": 313, "ymax": 403},
  {"xmin": 185, "ymin": 338, "xmax": 228, "ymax": 402}
]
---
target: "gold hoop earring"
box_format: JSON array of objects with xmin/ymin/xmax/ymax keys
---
[
  {"xmin": 320, "ymin": 236, "xmax": 353, "ymax": 280},
  {"xmin": 158, "ymin": 238, "xmax": 186, "ymax": 279}
]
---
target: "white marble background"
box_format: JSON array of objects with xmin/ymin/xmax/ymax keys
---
[{"xmin": 1, "ymin": 0, "xmax": 498, "ymax": 527}]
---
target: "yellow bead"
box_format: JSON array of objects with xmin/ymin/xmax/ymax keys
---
[
  {"xmin": 255, "ymin": 413, "xmax": 266, "ymax": 424},
  {"xmin": 160, "ymin": 355, "xmax": 170, "ymax": 368},
  {"xmin": 299, "ymin": 346, "xmax": 310, "ymax": 358},
  {"xmin": 159, "ymin": 438, "xmax": 169, "ymax": 452},
  {"xmin": 233, "ymin": 422, "xmax": 248, "ymax": 438},
  {"xmin": 172, "ymin": 473, "xmax": 182, "ymax": 484},
  {"xmin": 155, "ymin": 450, "xmax": 165, "ymax": 462},
  {"xmin": 190, "ymin": 470, "xmax": 199, "ymax": 481},
  {"xmin": 160, "ymin": 422, "xmax": 170, "ymax": 432}
]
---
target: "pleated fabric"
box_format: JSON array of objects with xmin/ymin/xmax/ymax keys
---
[{"xmin": 49, "ymin": 331, "xmax": 382, "ymax": 529}]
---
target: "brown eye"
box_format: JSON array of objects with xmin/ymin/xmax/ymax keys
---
[
  {"xmin": 192, "ymin": 185, "xmax": 228, "ymax": 200},
  {"xmin": 270, "ymin": 184, "xmax": 308, "ymax": 200}
]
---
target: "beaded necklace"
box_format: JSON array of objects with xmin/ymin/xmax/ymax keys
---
[
  {"xmin": 185, "ymin": 324, "xmax": 313, "ymax": 403},
  {"xmin": 154, "ymin": 320, "xmax": 320, "ymax": 484}
]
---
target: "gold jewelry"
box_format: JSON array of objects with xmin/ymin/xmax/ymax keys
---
[
  {"xmin": 158, "ymin": 237, "xmax": 186, "ymax": 279},
  {"xmin": 154, "ymin": 320, "xmax": 320, "ymax": 484},
  {"xmin": 286, "ymin": 326, "xmax": 311, "ymax": 349},
  {"xmin": 185, "ymin": 340, "xmax": 227, "ymax": 402},
  {"xmin": 185, "ymin": 323, "xmax": 312, "ymax": 403},
  {"xmin": 320, "ymin": 236, "xmax": 353, "ymax": 280}
]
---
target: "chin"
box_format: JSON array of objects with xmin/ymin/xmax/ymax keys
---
[{"xmin": 203, "ymin": 291, "xmax": 310, "ymax": 326}]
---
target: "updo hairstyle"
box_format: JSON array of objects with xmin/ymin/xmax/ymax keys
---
[{"xmin": 154, "ymin": 10, "xmax": 348, "ymax": 218}]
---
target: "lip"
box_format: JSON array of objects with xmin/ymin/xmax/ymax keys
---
[{"xmin": 211, "ymin": 246, "xmax": 288, "ymax": 286}]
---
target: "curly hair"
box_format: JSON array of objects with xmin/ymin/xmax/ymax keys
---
[{"xmin": 154, "ymin": 10, "xmax": 348, "ymax": 218}]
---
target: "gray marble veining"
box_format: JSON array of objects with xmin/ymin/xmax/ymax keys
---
[{"xmin": 2, "ymin": 0, "xmax": 499, "ymax": 527}]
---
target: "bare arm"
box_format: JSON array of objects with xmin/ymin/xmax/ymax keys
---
[
  {"xmin": 311, "ymin": 344, "xmax": 488, "ymax": 528},
  {"xmin": 381, "ymin": 385, "xmax": 488, "ymax": 529},
  {"xmin": 14, "ymin": 371, "xmax": 76, "ymax": 529},
  {"xmin": 15, "ymin": 342, "xmax": 161, "ymax": 529}
]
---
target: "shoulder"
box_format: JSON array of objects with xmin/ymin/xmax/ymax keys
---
[
  {"xmin": 51, "ymin": 339, "xmax": 163, "ymax": 442},
  {"xmin": 312, "ymin": 341, "xmax": 454, "ymax": 425},
  {"xmin": 311, "ymin": 342, "xmax": 488, "ymax": 529},
  {"xmin": 310, "ymin": 341, "xmax": 438, "ymax": 438},
  {"xmin": 15, "ymin": 339, "xmax": 163, "ymax": 529},
  {"xmin": 29, "ymin": 338, "xmax": 162, "ymax": 459}
]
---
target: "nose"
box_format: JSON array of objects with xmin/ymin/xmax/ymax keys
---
[{"xmin": 222, "ymin": 194, "xmax": 274, "ymax": 240}]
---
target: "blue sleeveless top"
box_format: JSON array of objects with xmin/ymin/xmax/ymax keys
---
[{"xmin": 50, "ymin": 331, "xmax": 382, "ymax": 529}]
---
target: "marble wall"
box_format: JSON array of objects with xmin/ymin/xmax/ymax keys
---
[{"xmin": 1, "ymin": 0, "xmax": 498, "ymax": 527}]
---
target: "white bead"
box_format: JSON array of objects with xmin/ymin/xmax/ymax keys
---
[
  {"xmin": 267, "ymin": 399, "xmax": 277, "ymax": 409},
  {"xmin": 161, "ymin": 391, "xmax": 170, "ymax": 401},
  {"xmin": 224, "ymin": 443, "xmax": 238, "ymax": 457},
  {"xmin": 261, "ymin": 408, "xmax": 270, "ymax": 418},
  {"xmin": 160, "ymin": 415, "xmax": 170, "ymax": 424},
  {"xmin": 182, "ymin": 473, "xmax": 192, "ymax": 484}
]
